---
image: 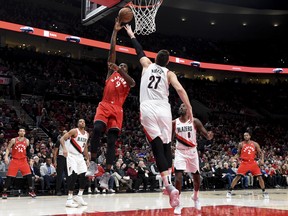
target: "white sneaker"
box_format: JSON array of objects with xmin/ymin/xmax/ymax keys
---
[
  {"xmin": 66, "ymin": 199, "xmax": 79, "ymax": 208},
  {"xmin": 88, "ymin": 187, "xmax": 92, "ymax": 194},
  {"xmin": 74, "ymin": 195, "xmax": 88, "ymax": 206},
  {"xmin": 108, "ymin": 189, "xmax": 115, "ymax": 193},
  {"xmin": 102, "ymin": 189, "xmax": 106, "ymax": 193},
  {"xmin": 168, "ymin": 187, "xmax": 179, "ymax": 208},
  {"xmin": 174, "ymin": 205, "xmax": 182, "ymax": 215},
  {"xmin": 262, "ymin": 192, "xmax": 269, "ymax": 199},
  {"xmin": 94, "ymin": 188, "xmax": 100, "ymax": 193},
  {"xmin": 226, "ymin": 191, "xmax": 232, "ymax": 198},
  {"xmin": 192, "ymin": 198, "xmax": 201, "ymax": 211}
]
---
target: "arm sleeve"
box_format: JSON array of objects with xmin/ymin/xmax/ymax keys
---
[{"xmin": 131, "ymin": 38, "xmax": 146, "ymax": 60}]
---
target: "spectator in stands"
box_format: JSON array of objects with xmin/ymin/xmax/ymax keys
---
[
  {"xmin": 126, "ymin": 162, "xmax": 141, "ymax": 191},
  {"xmin": 40, "ymin": 157, "xmax": 56, "ymax": 194},
  {"xmin": 137, "ymin": 160, "xmax": 156, "ymax": 192},
  {"xmin": 112, "ymin": 161, "xmax": 133, "ymax": 192},
  {"xmin": 29, "ymin": 158, "xmax": 44, "ymax": 193}
]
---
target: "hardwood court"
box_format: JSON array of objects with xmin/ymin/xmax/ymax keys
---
[{"xmin": 1, "ymin": 189, "xmax": 288, "ymax": 215}]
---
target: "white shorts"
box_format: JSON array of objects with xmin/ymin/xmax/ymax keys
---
[
  {"xmin": 66, "ymin": 153, "xmax": 87, "ymax": 176},
  {"xmin": 174, "ymin": 145, "xmax": 199, "ymax": 173},
  {"xmin": 140, "ymin": 100, "xmax": 172, "ymax": 144}
]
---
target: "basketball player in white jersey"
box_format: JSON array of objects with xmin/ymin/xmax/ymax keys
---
[
  {"xmin": 60, "ymin": 119, "xmax": 90, "ymax": 208},
  {"xmin": 173, "ymin": 103, "xmax": 213, "ymax": 214},
  {"xmin": 125, "ymin": 25, "xmax": 193, "ymax": 208}
]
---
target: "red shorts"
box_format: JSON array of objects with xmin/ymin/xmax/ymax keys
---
[
  {"xmin": 7, "ymin": 158, "xmax": 31, "ymax": 177},
  {"xmin": 94, "ymin": 101, "xmax": 123, "ymax": 131},
  {"xmin": 237, "ymin": 160, "xmax": 261, "ymax": 176}
]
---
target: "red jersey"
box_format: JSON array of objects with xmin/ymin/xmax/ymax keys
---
[
  {"xmin": 240, "ymin": 141, "xmax": 257, "ymax": 161},
  {"xmin": 11, "ymin": 137, "xmax": 28, "ymax": 159},
  {"xmin": 102, "ymin": 72, "xmax": 130, "ymax": 106}
]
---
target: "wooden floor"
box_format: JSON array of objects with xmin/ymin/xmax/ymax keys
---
[{"xmin": 1, "ymin": 189, "xmax": 288, "ymax": 215}]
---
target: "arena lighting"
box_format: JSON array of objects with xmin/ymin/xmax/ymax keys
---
[{"xmin": 0, "ymin": 20, "xmax": 287, "ymax": 74}]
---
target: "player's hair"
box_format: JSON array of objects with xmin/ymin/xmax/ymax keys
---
[
  {"xmin": 156, "ymin": 49, "xmax": 170, "ymax": 67},
  {"xmin": 244, "ymin": 131, "xmax": 252, "ymax": 136}
]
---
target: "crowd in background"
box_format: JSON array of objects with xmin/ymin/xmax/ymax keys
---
[{"xmin": 1, "ymin": 46, "xmax": 288, "ymax": 194}]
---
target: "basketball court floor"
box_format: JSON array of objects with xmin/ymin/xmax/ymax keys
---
[{"xmin": 1, "ymin": 189, "xmax": 288, "ymax": 215}]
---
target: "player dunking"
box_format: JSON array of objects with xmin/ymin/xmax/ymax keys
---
[
  {"xmin": 227, "ymin": 132, "xmax": 269, "ymax": 199},
  {"xmin": 61, "ymin": 119, "xmax": 90, "ymax": 208},
  {"xmin": 173, "ymin": 103, "xmax": 213, "ymax": 214},
  {"xmin": 2, "ymin": 128, "xmax": 36, "ymax": 199},
  {"xmin": 90, "ymin": 17, "xmax": 135, "ymax": 187},
  {"xmin": 124, "ymin": 25, "xmax": 193, "ymax": 208}
]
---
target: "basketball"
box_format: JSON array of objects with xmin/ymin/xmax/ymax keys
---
[{"xmin": 118, "ymin": 7, "xmax": 134, "ymax": 23}]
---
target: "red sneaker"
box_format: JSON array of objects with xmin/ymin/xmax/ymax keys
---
[{"xmin": 29, "ymin": 191, "xmax": 36, "ymax": 198}]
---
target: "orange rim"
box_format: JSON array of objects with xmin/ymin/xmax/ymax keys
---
[{"xmin": 127, "ymin": 0, "xmax": 163, "ymax": 9}]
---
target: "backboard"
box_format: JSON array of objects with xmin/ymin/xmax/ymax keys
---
[{"xmin": 81, "ymin": 0, "xmax": 131, "ymax": 25}]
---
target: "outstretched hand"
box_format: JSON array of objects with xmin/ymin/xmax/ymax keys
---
[
  {"xmin": 124, "ymin": 24, "xmax": 135, "ymax": 38},
  {"xmin": 114, "ymin": 16, "xmax": 122, "ymax": 31}
]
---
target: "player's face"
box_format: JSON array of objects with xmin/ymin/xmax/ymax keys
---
[
  {"xmin": 244, "ymin": 133, "xmax": 250, "ymax": 141},
  {"xmin": 178, "ymin": 103, "xmax": 187, "ymax": 116},
  {"xmin": 18, "ymin": 129, "xmax": 25, "ymax": 137},
  {"xmin": 119, "ymin": 63, "xmax": 128, "ymax": 73},
  {"xmin": 78, "ymin": 119, "xmax": 86, "ymax": 128}
]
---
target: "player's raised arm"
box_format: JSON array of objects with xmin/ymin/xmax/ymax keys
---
[
  {"xmin": 107, "ymin": 17, "xmax": 122, "ymax": 80},
  {"xmin": 124, "ymin": 24, "xmax": 152, "ymax": 69}
]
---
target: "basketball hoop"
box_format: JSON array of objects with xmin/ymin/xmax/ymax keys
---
[{"xmin": 128, "ymin": 0, "xmax": 163, "ymax": 35}]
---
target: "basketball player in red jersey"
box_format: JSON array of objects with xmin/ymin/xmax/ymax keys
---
[
  {"xmin": 173, "ymin": 103, "xmax": 213, "ymax": 214},
  {"xmin": 2, "ymin": 128, "xmax": 36, "ymax": 199},
  {"xmin": 90, "ymin": 17, "xmax": 135, "ymax": 186},
  {"xmin": 227, "ymin": 132, "xmax": 269, "ymax": 199}
]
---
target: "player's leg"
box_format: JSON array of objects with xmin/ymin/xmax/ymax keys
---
[
  {"xmin": 21, "ymin": 160, "xmax": 36, "ymax": 197},
  {"xmin": 56, "ymin": 155, "xmax": 66, "ymax": 195},
  {"xmin": 192, "ymin": 171, "xmax": 201, "ymax": 210},
  {"xmin": 74, "ymin": 172, "xmax": 88, "ymax": 206},
  {"xmin": 174, "ymin": 168, "xmax": 183, "ymax": 215},
  {"xmin": 106, "ymin": 128, "xmax": 119, "ymax": 171},
  {"xmin": 163, "ymin": 142, "xmax": 173, "ymax": 184},
  {"xmin": 2, "ymin": 160, "xmax": 18, "ymax": 199},
  {"xmin": 90, "ymin": 121, "xmax": 106, "ymax": 161},
  {"xmin": 66, "ymin": 171, "xmax": 78, "ymax": 208},
  {"xmin": 251, "ymin": 162, "xmax": 269, "ymax": 199}
]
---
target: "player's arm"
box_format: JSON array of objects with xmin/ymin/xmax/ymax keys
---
[
  {"xmin": 168, "ymin": 71, "xmax": 193, "ymax": 122},
  {"xmin": 171, "ymin": 119, "xmax": 176, "ymax": 141},
  {"xmin": 124, "ymin": 24, "xmax": 152, "ymax": 69},
  {"xmin": 4, "ymin": 138, "xmax": 15, "ymax": 164},
  {"xmin": 53, "ymin": 140, "xmax": 60, "ymax": 167},
  {"xmin": 60, "ymin": 129, "xmax": 77, "ymax": 157},
  {"xmin": 108, "ymin": 62, "xmax": 136, "ymax": 87},
  {"xmin": 84, "ymin": 135, "xmax": 90, "ymax": 167},
  {"xmin": 107, "ymin": 17, "xmax": 122, "ymax": 80},
  {"xmin": 255, "ymin": 142, "xmax": 264, "ymax": 165},
  {"xmin": 233, "ymin": 142, "xmax": 243, "ymax": 160},
  {"xmin": 25, "ymin": 138, "xmax": 32, "ymax": 159},
  {"xmin": 193, "ymin": 118, "xmax": 213, "ymax": 140}
]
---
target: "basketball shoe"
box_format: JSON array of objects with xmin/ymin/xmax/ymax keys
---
[
  {"xmin": 74, "ymin": 195, "xmax": 88, "ymax": 206},
  {"xmin": 66, "ymin": 198, "xmax": 79, "ymax": 208}
]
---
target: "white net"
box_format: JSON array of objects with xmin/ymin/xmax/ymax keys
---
[{"xmin": 128, "ymin": 0, "xmax": 163, "ymax": 35}]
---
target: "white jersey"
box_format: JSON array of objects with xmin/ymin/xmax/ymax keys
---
[
  {"xmin": 59, "ymin": 139, "xmax": 70, "ymax": 156},
  {"xmin": 175, "ymin": 118, "xmax": 197, "ymax": 149},
  {"xmin": 67, "ymin": 128, "xmax": 88, "ymax": 155},
  {"xmin": 140, "ymin": 63, "xmax": 169, "ymax": 103}
]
